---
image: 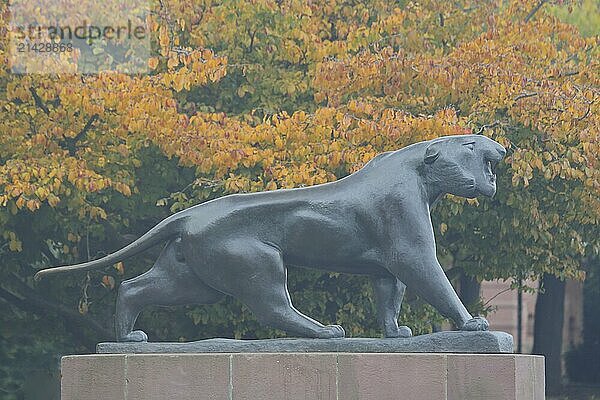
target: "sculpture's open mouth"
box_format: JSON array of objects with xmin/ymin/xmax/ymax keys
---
[
  {"xmin": 475, "ymin": 158, "xmax": 499, "ymax": 198},
  {"xmin": 485, "ymin": 159, "xmax": 497, "ymax": 185}
]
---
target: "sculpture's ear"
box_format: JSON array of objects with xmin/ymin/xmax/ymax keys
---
[{"xmin": 424, "ymin": 142, "xmax": 440, "ymax": 164}]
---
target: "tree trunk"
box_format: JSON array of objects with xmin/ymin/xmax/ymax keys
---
[
  {"xmin": 517, "ymin": 273, "xmax": 524, "ymax": 353},
  {"xmin": 459, "ymin": 273, "xmax": 481, "ymax": 311},
  {"xmin": 532, "ymin": 274, "xmax": 566, "ymax": 395}
]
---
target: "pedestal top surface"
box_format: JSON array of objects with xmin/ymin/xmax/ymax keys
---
[{"xmin": 97, "ymin": 330, "xmax": 513, "ymax": 354}]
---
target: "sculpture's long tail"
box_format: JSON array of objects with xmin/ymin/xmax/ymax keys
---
[{"xmin": 34, "ymin": 216, "xmax": 184, "ymax": 281}]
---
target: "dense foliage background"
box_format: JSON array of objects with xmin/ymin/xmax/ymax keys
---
[{"xmin": 0, "ymin": 0, "xmax": 598, "ymax": 398}]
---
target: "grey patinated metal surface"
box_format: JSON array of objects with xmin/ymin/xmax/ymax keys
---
[
  {"xmin": 97, "ymin": 331, "xmax": 513, "ymax": 354},
  {"xmin": 36, "ymin": 135, "xmax": 506, "ymax": 343}
]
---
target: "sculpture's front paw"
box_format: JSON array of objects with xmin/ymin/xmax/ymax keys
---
[
  {"xmin": 316, "ymin": 324, "xmax": 345, "ymax": 339},
  {"xmin": 118, "ymin": 330, "xmax": 148, "ymax": 342},
  {"xmin": 461, "ymin": 317, "xmax": 489, "ymax": 331},
  {"xmin": 386, "ymin": 325, "xmax": 413, "ymax": 338}
]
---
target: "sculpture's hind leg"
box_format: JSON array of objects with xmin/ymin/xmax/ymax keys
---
[
  {"xmin": 371, "ymin": 275, "xmax": 412, "ymax": 338},
  {"xmin": 115, "ymin": 239, "xmax": 224, "ymax": 342},
  {"xmin": 203, "ymin": 239, "xmax": 345, "ymax": 338}
]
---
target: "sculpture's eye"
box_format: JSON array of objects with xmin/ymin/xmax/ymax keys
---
[{"xmin": 463, "ymin": 142, "xmax": 475, "ymax": 152}]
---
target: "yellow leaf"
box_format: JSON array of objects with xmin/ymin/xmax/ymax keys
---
[
  {"xmin": 440, "ymin": 223, "xmax": 448, "ymax": 234},
  {"xmin": 26, "ymin": 199, "xmax": 38, "ymax": 211},
  {"xmin": 102, "ymin": 275, "xmax": 116, "ymax": 290},
  {"xmin": 9, "ymin": 238, "xmax": 22, "ymax": 252},
  {"xmin": 78, "ymin": 299, "xmax": 88, "ymax": 315},
  {"xmin": 172, "ymin": 73, "xmax": 185, "ymax": 92},
  {"xmin": 167, "ymin": 56, "xmax": 179, "ymax": 69},
  {"xmin": 114, "ymin": 262, "xmax": 125, "ymax": 275},
  {"xmin": 148, "ymin": 57, "xmax": 159, "ymax": 70},
  {"xmin": 47, "ymin": 194, "xmax": 60, "ymax": 207}
]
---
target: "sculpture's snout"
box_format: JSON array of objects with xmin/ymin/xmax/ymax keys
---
[
  {"xmin": 486, "ymin": 143, "xmax": 506, "ymax": 164},
  {"xmin": 496, "ymin": 145, "xmax": 507, "ymax": 160}
]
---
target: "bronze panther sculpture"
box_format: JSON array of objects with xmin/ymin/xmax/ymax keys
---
[{"xmin": 35, "ymin": 134, "xmax": 506, "ymax": 342}]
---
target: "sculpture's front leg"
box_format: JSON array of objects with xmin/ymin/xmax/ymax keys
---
[{"xmin": 391, "ymin": 254, "xmax": 488, "ymax": 331}]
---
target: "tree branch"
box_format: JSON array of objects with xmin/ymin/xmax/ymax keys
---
[
  {"xmin": 575, "ymin": 103, "xmax": 592, "ymax": 121},
  {"xmin": 0, "ymin": 285, "xmax": 33, "ymax": 312},
  {"xmin": 475, "ymin": 120, "xmax": 500, "ymax": 135},
  {"xmin": 29, "ymin": 87, "xmax": 50, "ymax": 115},
  {"xmin": 524, "ymin": 0, "xmax": 549, "ymax": 23},
  {"xmin": 4, "ymin": 273, "xmax": 112, "ymax": 338},
  {"xmin": 0, "ymin": 286, "xmax": 98, "ymax": 350},
  {"xmin": 61, "ymin": 113, "xmax": 99, "ymax": 156},
  {"xmin": 561, "ymin": 71, "xmax": 579, "ymax": 78},
  {"xmin": 514, "ymin": 92, "xmax": 538, "ymax": 101}
]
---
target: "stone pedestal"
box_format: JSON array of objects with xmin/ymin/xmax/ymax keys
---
[
  {"xmin": 96, "ymin": 331, "xmax": 514, "ymax": 354},
  {"xmin": 61, "ymin": 353, "xmax": 544, "ymax": 400}
]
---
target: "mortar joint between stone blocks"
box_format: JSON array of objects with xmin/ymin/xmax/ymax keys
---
[{"xmin": 228, "ymin": 354, "xmax": 233, "ymax": 400}]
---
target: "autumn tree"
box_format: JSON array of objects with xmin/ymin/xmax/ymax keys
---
[{"xmin": 0, "ymin": 0, "xmax": 598, "ymax": 396}]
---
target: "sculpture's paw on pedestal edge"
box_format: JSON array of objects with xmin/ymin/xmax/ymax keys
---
[
  {"xmin": 461, "ymin": 316, "xmax": 490, "ymax": 331},
  {"xmin": 118, "ymin": 330, "xmax": 148, "ymax": 342},
  {"xmin": 97, "ymin": 330, "xmax": 513, "ymax": 354},
  {"xmin": 385, "ymin": 325, "xmax": 413, "ymax": 338}
]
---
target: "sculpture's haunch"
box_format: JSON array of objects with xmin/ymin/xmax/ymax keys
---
[{"xmin": 35, "ymin": 134, "xmax": 506, "ymax": 342}]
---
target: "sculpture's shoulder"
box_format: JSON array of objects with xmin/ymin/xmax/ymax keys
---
[
  {"xmin": 359, "ymin": 142, "xmax": 426, "ymax": 172},
  {"xmin": 348, "ymin": 145, "xmax": 425, "ymax": 192}
]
